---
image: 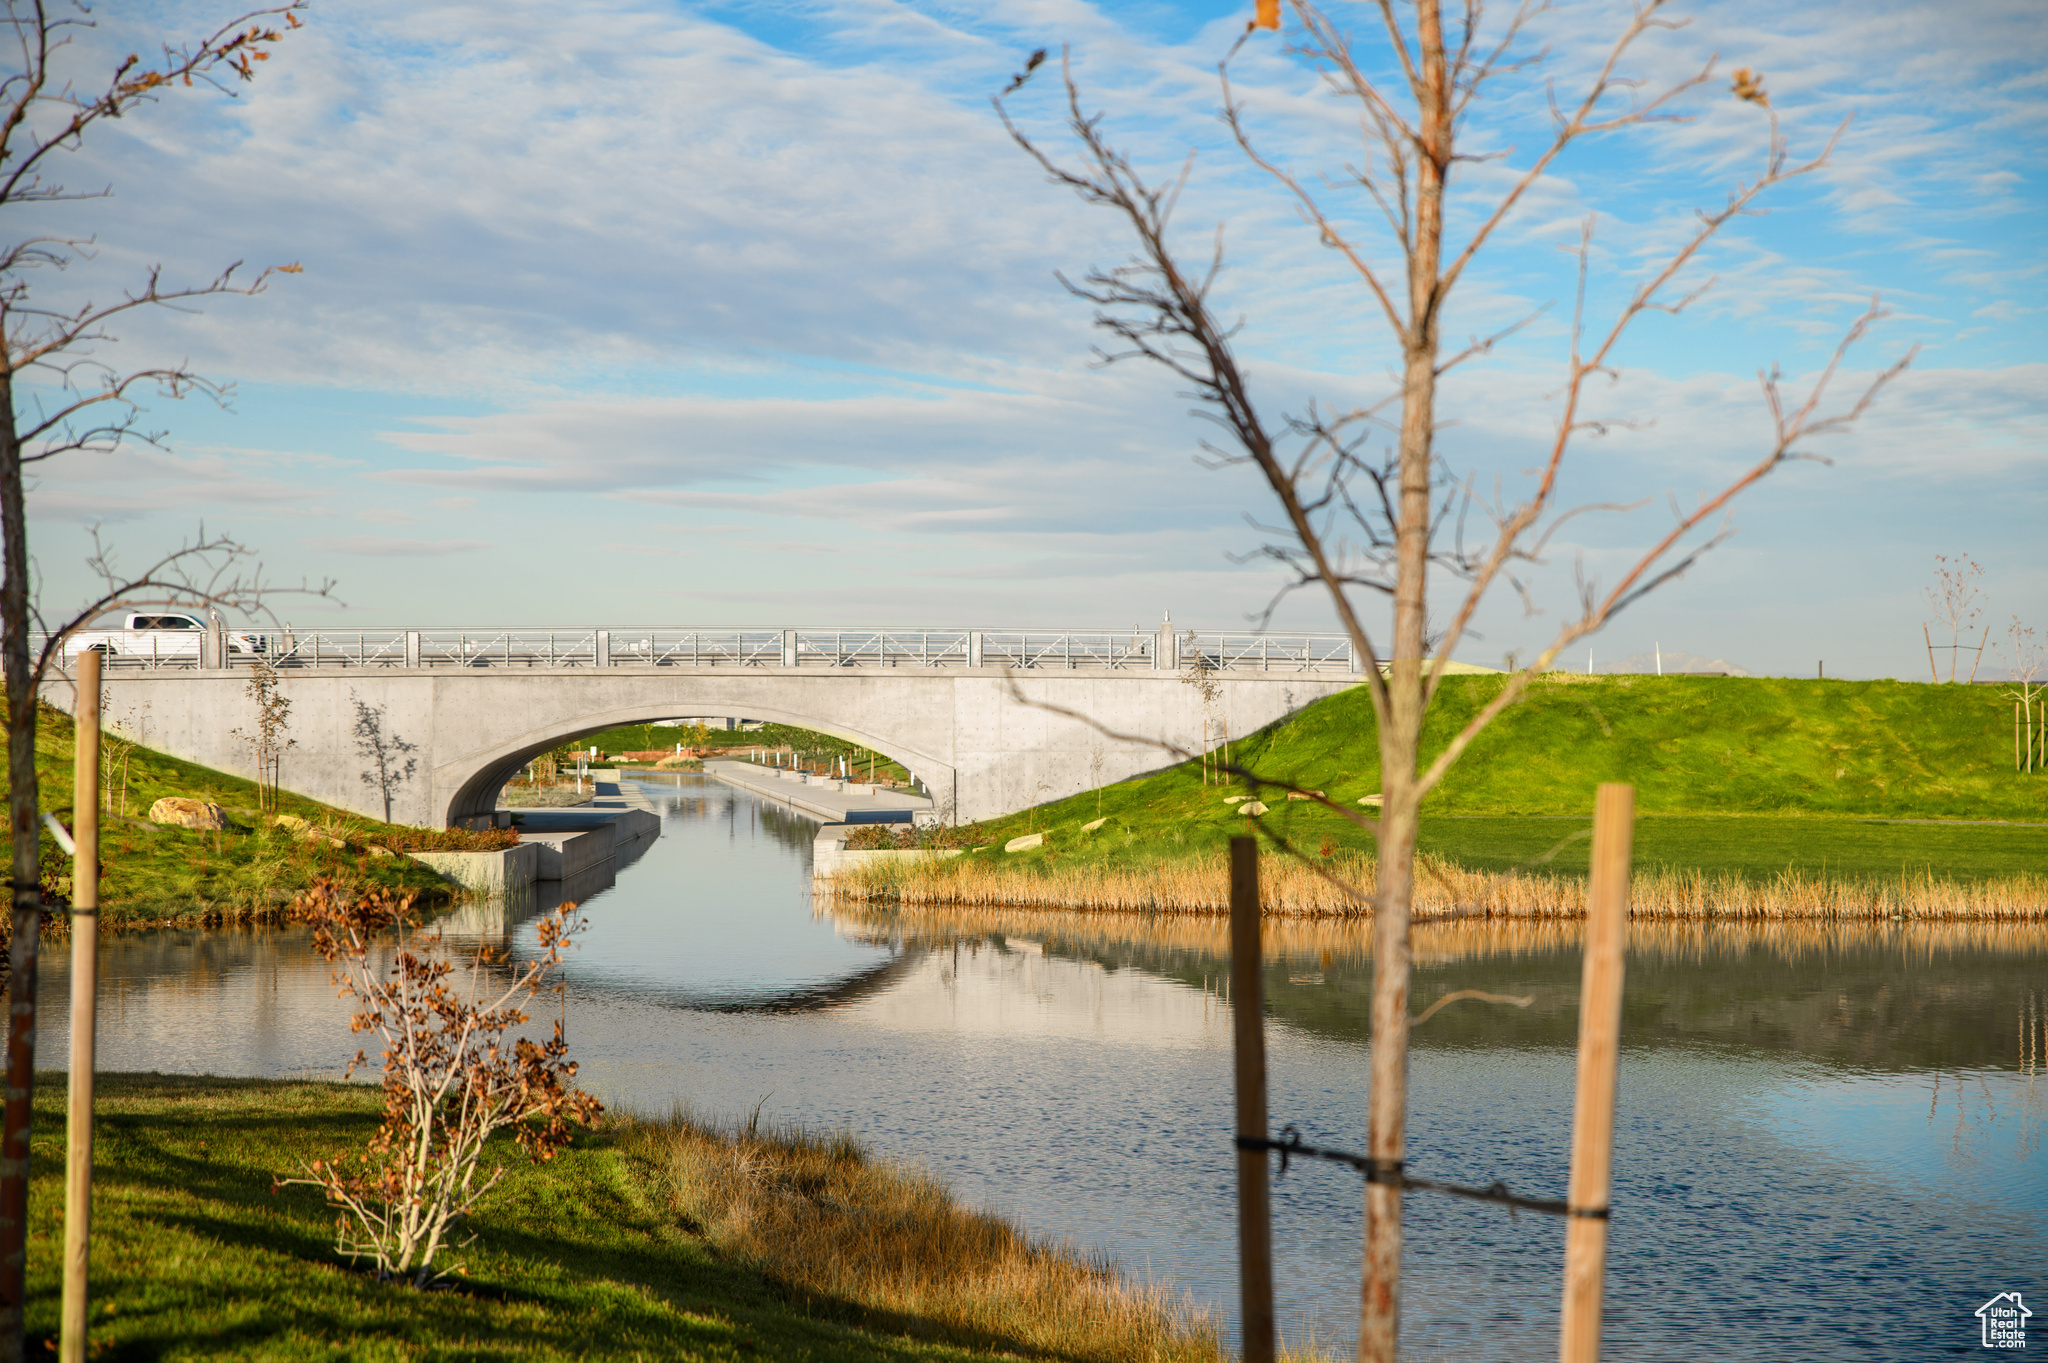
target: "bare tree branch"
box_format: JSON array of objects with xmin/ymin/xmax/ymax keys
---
[{"xmin": 1002, "ymin": 7, "xmax": 1911, "ymax": 1356}]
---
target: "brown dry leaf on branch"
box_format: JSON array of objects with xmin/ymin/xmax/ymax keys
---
[
  {"xmin": 1730, "ymin": 67, "xmax": 1769, "ymax": 105},
  {"xmin": 277, "ymin": 879, "xmax": 602, "ymax": 1287}
]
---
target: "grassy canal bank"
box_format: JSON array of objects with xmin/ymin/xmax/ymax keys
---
[
  {"xmin": 11, "ymin": 703, "xmax": 472, "ymax": 926},
  {"xmin": 25, "ymin": 1074, "xmax": 1219, "ymax": 1362},
  {"xmin": 839, "ymin": 675, "xmax": 2048, "ymax": 918}
]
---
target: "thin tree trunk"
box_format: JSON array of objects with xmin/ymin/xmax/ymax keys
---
[
  {"xmin": 1359, "ymin": 4, "xmax": 1448, "ymax": 1358},
  {"xmin": 0, "ymin": 369, "xmax": 39, "ymax": 1362},
  {"xmin": 1361, "ymin": 793, "xmax": 1416, "ymax": 1362}
]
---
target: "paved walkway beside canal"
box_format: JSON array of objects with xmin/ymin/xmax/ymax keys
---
[{"xmin": 699, "ymin": 759, "xmax": 933, "ymax": 824}]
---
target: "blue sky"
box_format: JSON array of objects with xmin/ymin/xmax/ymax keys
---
[{"xmin": 24, "ymin": 0, "xmax": 2047, "ymax": 678}]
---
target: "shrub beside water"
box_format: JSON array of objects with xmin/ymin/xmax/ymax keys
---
[
  {"xmin": 843, "ymin": 821, "xmax": 996, "ymax": 851},
  {"xmin": 372, "ymin": 826, "xmax": 521, "ymax": 853}
]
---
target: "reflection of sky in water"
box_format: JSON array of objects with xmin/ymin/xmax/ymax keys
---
[
  {"xmin": 523, "ymin": 778, "xmax": 897, "ymax": 1009},
  {"xmin": 35, "ymin": 775, "xmax": 2048, "ymax": 1361},
  {"xmin": 1760, "ymin": 1066, "xmax": 2044, "ymax": 1211}
]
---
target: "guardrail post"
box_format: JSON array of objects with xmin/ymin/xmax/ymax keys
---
[
  {"xmin": 596, "ymin": 631, "xmax": 610, "ymax": 668},
  {"xmin": 968, "ymin": 630, "xmax": 983, "ymax": 669},
  {"xmin": 405, "ymin": 631, "xmax": 421, "ymax": 669},
  {"xmin": 782, "ymin": 629, "xmax": 798, "ymax": 668}
]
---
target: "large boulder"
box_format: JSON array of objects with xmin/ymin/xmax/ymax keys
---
[{"xmin": 148, "ymin": 797, "xmax": 229, "ymax": 831}]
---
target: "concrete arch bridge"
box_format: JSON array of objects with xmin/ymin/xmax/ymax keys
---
[{"xmin": 44, "ymin": 622, "xmax": 1365, "ymax": 827}]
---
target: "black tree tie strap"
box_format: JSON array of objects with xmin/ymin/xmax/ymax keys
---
[{"xmin": 1236, "ymin": 1124, "xmax": 1583, "ymax": 1219}]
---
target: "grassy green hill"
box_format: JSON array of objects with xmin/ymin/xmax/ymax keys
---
[
  {"xmin": 1253, "ymin": 673, "xmax": 2045, "ymax": 818},
  {"xmin": 949, "ymin": 676, "xmax": 2048, "ymax": 884},
  {"xmin": 7, "ymin": 703, "xmax": 460, "ymax": 923}
]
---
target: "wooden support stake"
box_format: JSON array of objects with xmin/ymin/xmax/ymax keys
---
[
  {"xmin": 1559, "ymin": 782, "xmax": 1633, "ymax": 1363},
  {"xmin": 57, "ymin": 646, "xmax": 102, "ymax": 1358},
  {"xmin": 1923, "ymin": 623, "xmax": 1938, "ymax": 684},
  {"xmin": 1230, "ymin": 836, "xmax": 1275, "ymax": 1363},
  {"xmin": 1968, "ymin": 626, "xmax": 1989, "ymax": 685},
  {"xmin": 59, "ymin": 648, "xmax": 100, "ymax": 1363}
]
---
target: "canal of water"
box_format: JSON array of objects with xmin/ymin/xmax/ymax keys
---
[{"xmin": 40, "ymin": 773, "xmax": 2045, "ymax": 1360}]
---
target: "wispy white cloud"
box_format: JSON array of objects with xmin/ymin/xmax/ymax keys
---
[
  {"xmin": 11, "ymin": 0, "xmax": 2042, "ymax": 681},
  {"xmin": 298, "ymin": 536, "xmax": 493, "ymax": 557}
]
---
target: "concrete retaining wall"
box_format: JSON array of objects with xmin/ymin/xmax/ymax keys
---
[
  {"xmin": 411, "ymin": 842, "xmax": 541, "ymax": 894},
  {"xmin": 414, "ymin": 808, "xmax": 661, "ymax": 894}
]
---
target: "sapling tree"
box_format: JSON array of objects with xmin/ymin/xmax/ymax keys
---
[
  {"xmin": 281, "ymin": 879, "xmax": 602, "ymax": 1287},
  {"xmin": 0, "ymin": 6, "xmax": 318, "ymax": 1348},
  {"xmin": 999, "ymin": 4, "xmax": 1909, "ymax": 1356},
  {"xmin": 99, "ymin": 716, "xmax": 136, "ymax": 819},
  {"xmin": 1925, "ymin": 554, "xmax": 1986, "ymax": 683},
  {"xmin": 230, "ymin": 654, "xmax": 293, "ymax": 813},
  {"xmin": 1181, "ymin": 639, "xmax": 1222, "ymax": 784},
  {"xmin": 2004, "ymin": 617, "xmax": 2044, "ymax": 775}
]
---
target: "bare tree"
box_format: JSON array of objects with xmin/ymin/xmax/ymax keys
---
[
  {"xmin": 1180, "ymin": 634, "xmax": 1223, "ymax": 784},
  {"xmin": 353, "ymin": 694, "xmax": 419, "ymax": 824},
  {"xmin": 1924, "ymin": 553, "xmax": 1986, "ymax": 683},
  {"xmin": 230, "ymin": 653, "xmax": 294, "ymax": 813},
  {"xmin": 2004, "ymin": 617, "xmax": 2044, "ymax": 775},
  {"xmin": 998, "ymin": 5, "xmax": 1909, "ymax": 1357},
  {"xmin": 0, "ymin": 6, "xmax": 317, "ymax": 1350}
]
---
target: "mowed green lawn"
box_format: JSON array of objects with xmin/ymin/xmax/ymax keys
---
[
  {"xmin": 949, "ymin": 676, "xmax": 2048, "ymax": 883},
  {"xmin": 24, "ymin": 1074, "xmax": 1156, "ymax": 1362}
]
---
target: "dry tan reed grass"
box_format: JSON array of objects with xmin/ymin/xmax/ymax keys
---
[
  {"xmin": 615, "ymin": 1112, "xmax": 1224, "ymax": 1363},
  {"xmin": 822, "ymin": 899, "xmax": 2048, "ymax": 965},
  {"xmin": 831, "ymin": 850, "xmax": 2048, "ymax": 922}
]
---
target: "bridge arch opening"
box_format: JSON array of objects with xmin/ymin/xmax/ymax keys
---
[{"xmin": 441, "ymin": 703, "xmax": 951, "ymax": 827}]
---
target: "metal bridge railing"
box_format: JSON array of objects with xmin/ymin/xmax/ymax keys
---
[{"xmin": 40, "ymin": 626, "xmax": 1361, "ymax": 675}]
